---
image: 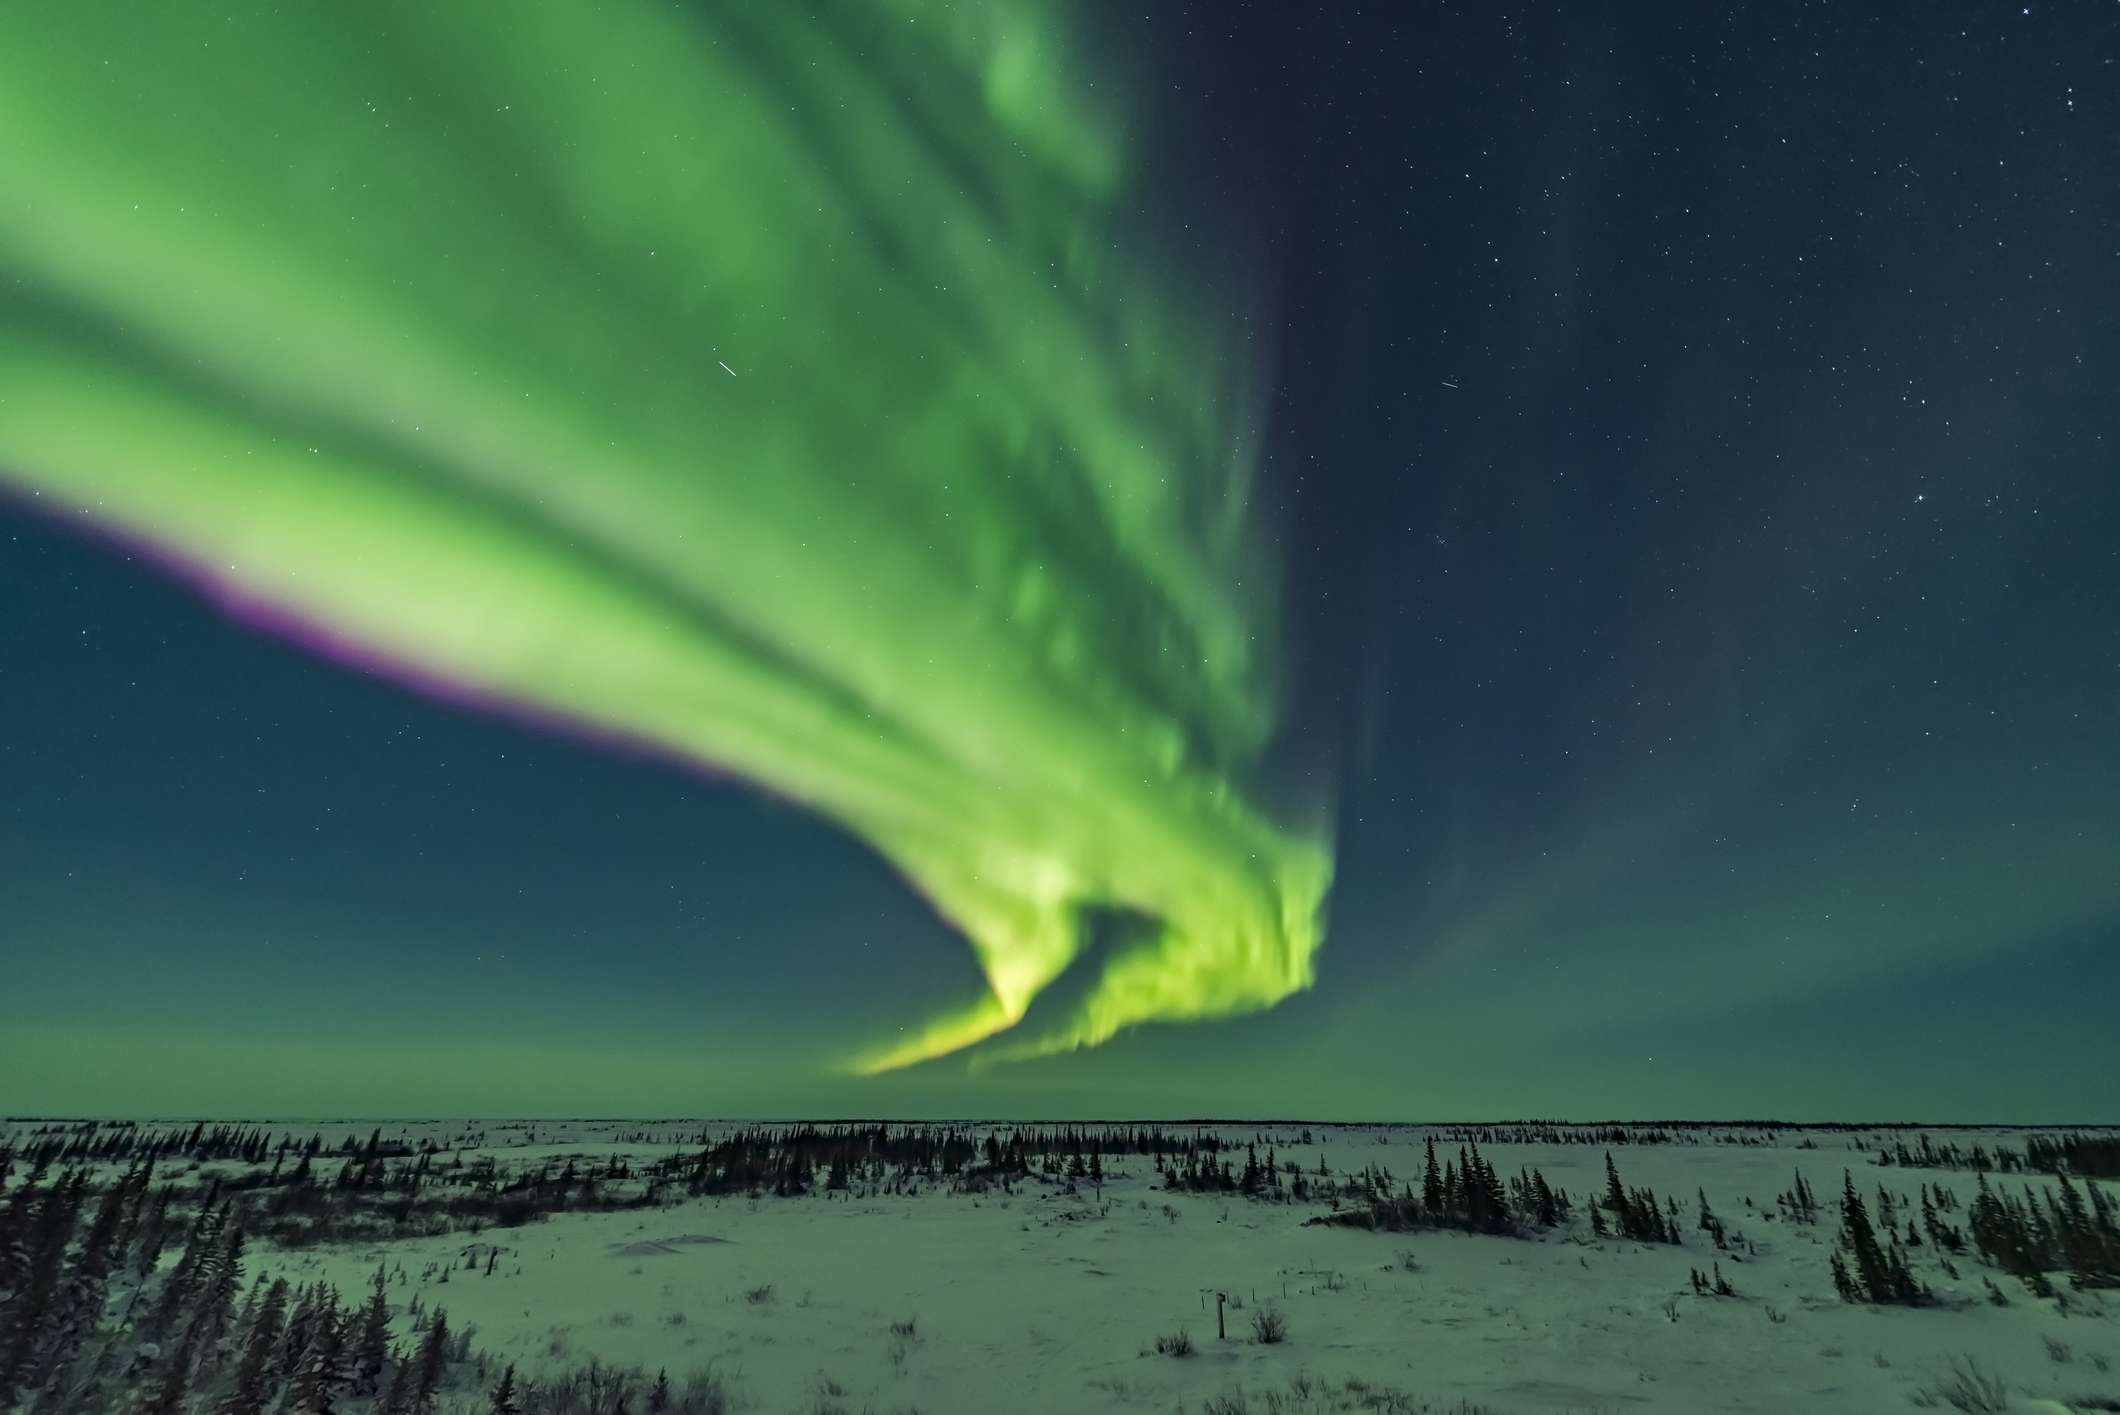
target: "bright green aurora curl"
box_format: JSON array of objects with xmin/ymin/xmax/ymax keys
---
[{"xmin": 0, "ymin": 1, "xmax": 1330, "ymax": 1072}]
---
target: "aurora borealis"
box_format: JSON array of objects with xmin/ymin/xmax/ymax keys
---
[
  {"xmin": 4, "ymin": 4, "xmax": 2116, "ymax": 1120},
  {"xmin": 0, "ymin": 1, "xmax": 1329, "ymax": 1073}
]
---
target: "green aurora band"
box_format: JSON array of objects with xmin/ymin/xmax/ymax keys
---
[{"xmin": 0, "ymin": 1, "xmax": 1331, "ymax": 1072}]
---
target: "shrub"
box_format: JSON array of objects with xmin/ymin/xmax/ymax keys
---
[
  {"xmin": 1251, "ymin": 1307, "xmax": 1287, "ymax": 1344},
  {"xmin": 1908, "ymin": 1355, "xmax": 2009, "ymax": 1413},
  {"xmin": 1153, "ymin": 1329, "xmax": 1194, "ymax": 1358}
]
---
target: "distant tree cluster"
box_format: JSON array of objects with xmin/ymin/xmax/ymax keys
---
[
  {"xmin": 1687, "ymin": 1263, "xmax": 1736, "ymax": 1297},
  {"xmin": 1967, "ymin": 1172, "xmax": 2120, "ymax": 1294},
  {"xmin": 1593, "ymin": 1153, "xmax": 1684, "ymax": 1245},
  {"xmin": 1870, "ymin": 1131, "xmax": 2120, "ymax": 1180},
  {"xmin": 1828, "ymin": 1171, "xmax": 1927, "ymax": 1305},
  {"xmin": 1308, "ymin": 1139, "xmax": 1571, "ymax": 1238},
  {"xmin": 2023, "ymin": 1133, "xmax": 2120, "ymax": 1181},
  {"xmin": 656, "ymin": 1123, "xmax": 1203, "ymax": 1199},
  {"xmin": 8, "ymin": 1122, "xmax": 441, "ymax": 1172},
  {"xmin": 1427, "ymin": 1123, "xmax": 1692, "ymax": 1147},
  {"xmin": 5, "ymin": 1123, "xmax": 661, "ymax": 1252},
  {"xmin": 1875, "ymin": 1134, "xmax": 2025, "ymax": 1173},
  {"xmin": 1774, "ymin": 1170, "xmax": 1822, "ymax": 1224}
]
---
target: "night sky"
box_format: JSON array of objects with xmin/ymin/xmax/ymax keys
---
[{"xmin": 4, "ymin": 3, "xmax": 2114, "ymax": 1120}]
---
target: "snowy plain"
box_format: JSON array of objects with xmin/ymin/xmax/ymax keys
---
[{"xmin": 13, "ymin": 1120, "xmax": 2118, "ymax": 1415}]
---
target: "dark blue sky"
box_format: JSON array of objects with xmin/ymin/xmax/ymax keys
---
[{"xmin": 5, "ymin": 1, "xmax": 2114, "ymax": 1118}]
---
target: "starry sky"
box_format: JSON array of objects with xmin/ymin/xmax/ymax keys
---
[{"xmin": 3, "ymin": 2, "xmax": 2114, "ymax": 1121}]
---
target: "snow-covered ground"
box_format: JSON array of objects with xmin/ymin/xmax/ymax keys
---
[{"xmin": 14, "ymin": 1121, "xmax": 2118, "ymax": 1413}]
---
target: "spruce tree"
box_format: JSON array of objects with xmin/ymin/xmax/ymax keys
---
[
  {"xmin": 490, "ymin": 1363, "xmax": 521, "ymax": 1415},
  {"xmin": 1838, "ymin": 1171, "xmax": 1892, "ymax": 1300},
  {"xmin": 412, "ymin": 1308, "xmax": 451, "ymax": 1413},
  {"xmin": 223, "ymin": 1279, "xmax": 290, "ymax": 1415},
  {"xmin": 26, "ymin": 1167, "xmax": 130, "ymax": 1400},
  {"xmin": 0, "ymin": 1170, "xmax": 85, "ymax": 1408},
  {"xmin": 351, "ymin": 1265, "xmax": 393, "ymax": 1397},
  {"xmin": 144, "ymin": 1198, "xmax": 224, "ymax": 1346},
  {"xmin": 378, "ymin": 1343, "xmax": 414, "ymax": 1415},
  {"xmin": 0, "ymin": 1175, "xmax": 40, "ymax": 1296},
  {"xmin": 288, "ymin": 1300, "xmax": 347, "ymax": 1415},
  {"xmin": 139, "ymin": 1321, "xmax": 201, "ymax": 1415},
  {"xmin": 1603, "ymin": 1153, "xmax": 1631, "ymax": 1233},
  {"xmin": 182, "ymin": 1217, "xmax": 246, "ymax": 1383},
  {"xmin": 132, "ymin": 1184, "xmax": 175, "ymax": 1279},
  {"xmin": 1829, "ymin": 1250, "xmax": 1858, "ymax": 1302},
  {"xmin": 1532, "ymin": 1170, "xmax": 1560, "ymax": 1228}
]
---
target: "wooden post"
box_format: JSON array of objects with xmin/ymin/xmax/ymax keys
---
[{"xmin": 1216, "ymin": 1291, "xmax": 1227, "ymax": 1341}]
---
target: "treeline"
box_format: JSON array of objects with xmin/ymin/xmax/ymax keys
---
[
  {"xmin": 6, "ymin": 1123, "xmax": 456, "ymax": 1173},
  {"xmin": 2, "ymin": 1136, "xmax": 665, "ymax": 1253},
  {"xmin": 1872, "ymin": 1131, "xmax": 2120, "ymax": 1179},
  {"xmin": 1308, "ymin": 1139, "xmax": 1574, "ymax": 1238},
  {"xmin": 0, "ymin": 1155, "xmax": 731, "ymax": 1413},
  {"xmin": 1425, "ymin": 1124, "xmax": 1738, "ymax": 1148},
  {"xmin": 248, "ymin": 1149, "xmax": 663, "ymax": 1248},
  {"xmin": 12, "ymin": 1125, "xmax": 1308, "ymax": 1254},
  {"xmin": 1875, "ymin": 1135, "xmax": 2027, "ymax": 1173},
  {"xmin": 648, "ymin": 1123, "xmax": 1244, "ymax": 1198},
  {"xmin": 2024, "ymin": 1134, "xmax": 2120, "ymax": 1180}
]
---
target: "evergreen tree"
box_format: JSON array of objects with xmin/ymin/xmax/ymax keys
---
[
  {"xmin": 288, "ymin": 1299, "xmax": 347, "ymax": 1415},
  {"xmin": 282, "ymin": 1283, "xmax": 327, "ymax": 1386},
  {"xmin": 378, "ymin": 1343, "xmax": 414, "ymax": 1415},
  {"xmin": 223, "ymin": 1279, "xmax": 290, "ymax": 1415},
  {"xmin": 140, "ymin": 1321, "xmax": 202, "ymax": 1415},
  {"xmin": 0, "ymin": 1169, "xmax": 85, "ymax": 1408},
  {"xmin": 1829, "ymin": 1250, "xmax": 1858, "ymax": 1302},
  {"xmin": 182, "ymin": 1217, "xmax": 247, "ymax": 1384},
  {"xmin": 0, "ymin": 1174, "xmax": 39, "ymax": 1297},
  {"xmin": 1603, "ymin": 1153, "xmax": 1631, "ymax": 1232},
  {"xmin": 132, "ymin": 1183, "xmax": 175, "ymax": 1278},
  {"xmin": 351, "ymin": 1265, "xmax": 394, "ymax": 1397},
  {"xmin": 1792, "ymin": 1170, "xmax": 1818, "ymax": 1224},
  {"xmin": 1532, "ymin": 1170, "xmax": 1560, "ymax": 1228},
  {"xmin": 490, "ymin": 1363, "xmax": 522, "ymax": 1415},
  {"xmin": 412, "ymin": 1308, "xmax": 451, "ymax": 1413},
  {"xmin": 144, "ymin": 1198, "xmax": 225, "ymax": 1346},
  {"xmin": 27, "ymin": 1166, "xmax": 131, "ymax": 1400}
]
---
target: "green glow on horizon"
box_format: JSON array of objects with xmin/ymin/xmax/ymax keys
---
[{"xmin": 0, "ymin": 1, "xmax": 1331, "ymax": 1071}]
